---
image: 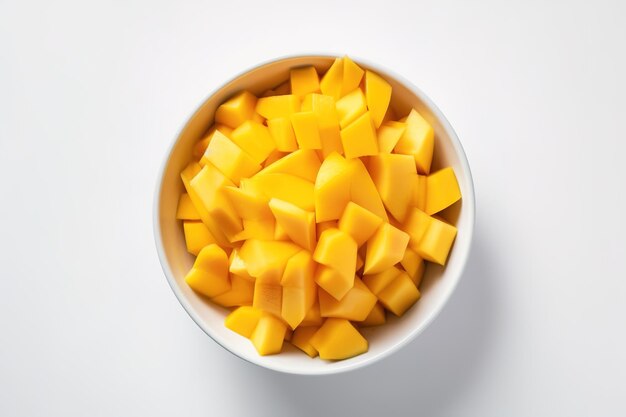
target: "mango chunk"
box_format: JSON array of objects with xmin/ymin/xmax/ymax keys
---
[
  {"xmin": 425, "ymin": 167, "xmax": 461, "ymax": 215},
  {"xmin": 319, "ymin": 58, "xmax": 343, "ymax": 100},
  {"xmin": 400, "ymin": 248, "xmax": 425, "ymax": 287},
  {"xmin": 239, "ymin": 239, "xmax": 301, "ymax": 283},
  {"xmin": 183, "ymin": 220, "xmax": 217, "ymax": 255},
  {"xmin": 281, "ymin": 251, "xmax": 317, "ymax": 329},
  {"xmin": 250, "ymin": 313, "xmax": 287, "ymax": 355},
  {"xmin": 313, "ymin": 228, "xmax": 357, "ymax": 285},
  {"xmin": 365, "ymin": 70, "xmax": 392, "ymax": 128},
  {"xmin": 201, "ymin": 130, "xmax": 261, "ymax": 185},
  {"xmin": 341, "ymin": 56, "xmax": 365, "ymax": 96},
  {"xmin": 222, "ymin": 184, "xmax": 272, "ymax": 221},
  {"xmin": 314, "ymin": 152, "xmax": 352, "ymax": 222},
  {"xmin": 378, "ymin": 272, "xmax": 420, "ymax": 316},
  {"xmin": 364, "ymin": 223, "xmax": 410, "ymax": 274},
  {"xmin": 291, "ymin": 111, "xmax": 322, "ymax": 149},
  {"xmin": 319, "ymin": 278, "xmax": 377, "ymax": 321},
  {"xmin": 225, "ymin": 306, "xmax": 263, "ymax": 338},
  {"xmin": 363, "ymin": 266, "xmax": 403, "ymax": 295},
  {"xmin": 249, "ymin": 173, "xmax": 315, "ymax": 211},
  {"xmin": 359, "ymin": 302, "xmax": 386, "ymax": 327},
  {"xmin": 253, "ymin": 281, "xmax": 282, "ymax": 317},
  {"xmin": 184, "ymin": 244, "xmax": 231, "ymax": 298},
  {"xmin": 368, "ymin": 153, "xmax": 417, "ymax": 222},
  {"xmin": 348, "ymin": 158, "xmax": 388, "ymax": 221},
  {"xmin": 267, "ymin": 117, "xmax": 298, "ymax": 152},
  {"xmin": 305, "ymin": 93, "xmax": 343, "ymax": 157},
  {"xmin": 340, "ymin": 111, "xmax": 379, "ymax": 159},
  {"xmin": 290, "ymin": 326, "xmax": 319, "ymax": 357},
  {"xmin": 231, "ymin": 218, "xmax": 275, "ymax": 242},
  {"xmin": 415, "ymin": 216, "xmax": 457, "ymax": 265},
  {"xmin": 256, "ymin": 95, "xmax": 300, "ymax": 120},
  {"xmin": 338, "ymin": 202, "xmax": 383, "ymax": 247},
  {"xmin": 377, "ymin": 121, "xmax": 406, "ymax": 153},
  {"xmin": 256, "ymin": 149, "xmax": 321, "ymax": 182},
  {"xmin": 176, "ymin": 193, "xmax": 200, "ymax": 220},
  {"xmin": 212, "ymin": 274, "xmax": 255, "ymax": 307},
  {"xmin": 314, "ymin": 266, "xmax": 353, "ymax": 302},
  {"xmin": 394, "ymin": 109, "xmax": 434, "ymax": 174},
  {"xmin": 228, "ymin": 248, "xmax": 254, "ymax": 281},
  {"xmin": 310, "ymin": 318, "xmax": 368, "ymax": 360},
  {"xmin": 269, "ymin": 199, "xmax": 316, "ymax": 251},
  {"xmin": 403, "ymin": 208, "xmax": 435, "ymax": 251},
  {"xmin": 300, "ymin": 300, "xmax": 323, "ymax": 326},
  {"xmin": 336, "ymin": 88, "xmax": 366, "ymax": 128},
  {"xmin": 290, "ymin": 66, "xmax": 320, "ymax": 97},
  {"xmin": 215, "ymin": 91, "xmax": 257, "ymax": 129},
  {"xmin": 411, "ymin": 174, "xmax": 428, "ymax": 211},
  {"xmin": 230, "ymin": 120, "xmax": 276, "ymax": 164}
]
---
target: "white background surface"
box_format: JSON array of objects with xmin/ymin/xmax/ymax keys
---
[{"xmin": 1, "ymin": 0, "xmax": 625, "ymax": 415}]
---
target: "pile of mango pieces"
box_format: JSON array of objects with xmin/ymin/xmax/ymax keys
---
[{"xmin": 176, "ymin": 56, "xmax": 461, "ymax": 360}]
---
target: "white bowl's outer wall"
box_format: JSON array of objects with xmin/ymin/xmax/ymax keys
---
[{"xmin": 153, "ymin": 55, "xmax": 475, "ymax": 375}]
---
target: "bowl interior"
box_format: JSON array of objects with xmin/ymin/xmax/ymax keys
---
[{"xmin": 155, "ymin": 55, "xmax": 475, "ymax": 374}]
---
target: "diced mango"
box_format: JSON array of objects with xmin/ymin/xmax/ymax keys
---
[
  {"xmin": 183, "ymin": 220, "xmax": 217, "ymax": 255},
  {"xmin": 378, "ymin": 272, "xmax": 420, "ymax": 316},
  {"xmin": 340, "ymin": 111, "xmax": 379, "ymax": 159},
  {"xmin": 394, "ymin": 109, "xmax": 434, "ymax": 174},
  {"xmin": 267, "ymin": 117, "xmax": 298, "ymax": 152},
  {"xmin": 184, "ymin": 244, "xmax": 231, "ymax": 298},
  {"xmin": 249, "ymin": 173, "xmax": 315, "ymax": 211},
  {"xmin": 290, "ymin": 66, "xmax": 320, "ymax": 97},
  {"xmin": 364, "ymin": 223, "xmax": 410, "ymax": 274},
  {"xmin": 256, "ymin": 149, "xmax": 321, "ymax": 182},
  {"xmin": 363, "ymin": 266, "xmax": 403, "ymax": 295},
  {"xmin": 338, "ymin": 202, "xmax": 383, "ymax": 247},
  {"xmin": 212, "ymin": 274, "xmax": 255, "ymax": 307},
  {"xmin": 319, "ymin": 278, "xmax": 377, "ymax": 321},
  {"xmin": 400, "ymin": 248, "xmax": 425, "ymax": 287},
  {"xmin": 201, "ymin": 130, "xmax": 261, "ymax": 185},
  {"xmin": 176, "ymin": 193, "xmax": 201, "ymax": 220},
  {"xmin": 348, "ymin": 158, "xmax": 388, "ymax": 221},
  {"xmin": 411, "ymin": 174, "xmax": 428, "ymax": 211},
  {"xmin": 314, "ymin": 266, "xmax": 353, "ymax": 302},
  {"xmin": 310, "ymin": 318, "xmax": 368, "ymax": 360},
  {"xmin": 225, "ymin": 306, "xmax": 263, "ymax": 338},
  {"xmin": 253, "ymin": 280, "xmax": 282, "ymax": 317},
  {"xmin": 341, "ymin": 56, "xmax": 365, "ymax": 96},
  {"xmin": 425, "ymin": 167, "xmax": 461, "ymax": 215},
  {"xmin": 231, "ymin": 218, "xmax": 275, "ymax": 242},
  {"xmin": 281, "ymin": 251, "xmax": 317, "ymax": 329},
  {"xmin": 250, "ymin": 313, "xmax": 287, "ymax": 355},
  {"xmin": 365, "ymin": 70, "xmax": 392, "ymax": 128},
  {"xmin": 403, "ymin": 208, "xmax": 434, "ymax": 251},
  {"xmin": 336, "ymin": 88, "xmax": 366, "ymax": 128},
  {"xmin": 320, "ymin": 58, "xmax": 343, "ymax": 100},
  {"xmin": 239, "ymin": 239, "xmax": 301, "ymax": 283},
  {"xmin": 228, "ymin": 248, "xmax": 254, "ymax": 281},
  {"xmin": 256, "ymin": 95, "xmax": 300, "ymax": 120},
  {"xmin": 290, "ymin": 111, "xmax": 322, "ymax": 149},
  {"xmin": 269, "ymin": 199, "xmax": 316, "ymax": 251},
  {"xmin": 359, "ymin": 302, "xmax": 386, "ymax": 327},
  {"xmin": 222, "ymin": 184, "xmax": 272, "ymax": 221},
  {"xmin": 377, "ymin": 121, "xmax": 406, "ymax": 153},
  {"xmin": 215, "ymin": 91, "xmax": 258, "ymax": 129},
  {"xmin": 305, "ymin": 93, "xmax": 343, "ymax": 157},
  {"xmin": 290, "ymin": 326, "xmax": 319, "ymax": 357},
  {"xmin": 313, "ymin": 228, "xmax": 357, "ymax": 286},
  {"xmin": 415, "ymin": 216, "xmax": 457, "ymax": 265},
  {"xmin": 230, "ymin": 120, "xmax": 276, "ymax": 164},
  {"xmin": 368, "ymin": 153, "xmax": 417, "ymax": 222},
  {"xmin": 300, "ymin": 300, "xmax": 323, "ymax": 326},
  {"xmin": 314, "ymin": 152, "xmax": 352, "ymax": 222}
]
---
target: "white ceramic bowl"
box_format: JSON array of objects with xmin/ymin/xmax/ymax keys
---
[{"xmin": 153, "ymin": 55, "xmax": 475, "ymax": 375}]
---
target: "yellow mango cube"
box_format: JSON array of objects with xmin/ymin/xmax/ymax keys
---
[
  {"xmin": 368, "ymin": 153, "xmax": 417, "ymax": 222},
  {"xmin": 348, "ymin": 158, "xmax": 388, "ymax": 222},
  {"xmin": 300, "ymin": 300, "xmax": 323, "ymax": 326},
  {"xmin": 425, "ymin": 167, "xmax": 462, "ymax": 215},
  {"xmin": 359, "ymin": 302, "xmax": 386, "ymax": 327},
  {"xmin": 239, "ymin": 239, "xmax": 301, "ymax": 283},
  {"xmin": 305, "ymin": 93, "xmax": 343, "ymax": 157},
  {"xmin": 256, "ymin": 149, "xmax": 321, "ymax": 182},
  {"xmin": 403, "ymin": 208, "xmax": 435, "ymax": 251},
  {"xmin": 310, "ymin": 318, "xmax": 368, "ymax": 360},
  {"xmin": 230, "ymin": 120, "xmax": 276, "ymax": 164},
  {"xmin": 176, "ymin": 193, "xmax": 200, "ymax": 220},
  {"xmin": 249, "ymin": 173, "xmax": 315, "ymax": 211},
  {"xmin": 269, "ymin": 199, "xmax": 316, "ymax": 251},
  {"xmin": 364, "ymin": 223, "xmax": 410, "ymax": 274},
  {"xmin": 228, "ymin": 248, "xmax": 254, "ymax": 281},
  {"xmin": 231, "ymin": 218, "xmax": 275, "ymax": 242},
  {"xmin": 212, "ymin": 274, "xmax": 255, "ymax": 307},
  {"xmin": 340, "ymin": 111, "xmax": 379, "ymax": 159},
  {"xmin": 377, "ymin": 121, "xmax": 406, "ymax": 154},
  {"xmin": 222, "ymin": 184, "xmax": 271, "ymax": 221},
  {"xmin": 256, "ymin": 95, "xmax": 300, "ymax": 120},
  {"xmin": 183, "ymin": 220, "xmax": 217, "ymax": 255},
  {"xmin": 290, "ymin": 326, "xmax": 319, "ymax": 357},
  {"xmin": 290, "ymin": 66, "xmax": 320, "ymax": 97},
  {"xmin": 365, "ymin": 70, "xmax": 392, "ymax": 128},
  {"xmin": 319, "ymin": 278, "xmax": 377, "ymax": 321},
  {"xmin": 291, "ymin": 111, "xmax": 322, "ymax": 149},
  {"xmin": 378, "ymin": 272, "xmax": 420, "ymax": 316},
  {"xmin": 313, "ymin": 228, "xmax": 357, "ymax": 285},
  {"xmin": 267, "ymin": 117, "xmax": 298, "ymax": 152},
  {"xmin": 253, "ymin": 280, "xmax": 282, "ymax": 317},
  {"xmin": 224, "ymin": 306, "xmax": 263, "ymax": 338},
  {"xmin": 215, "ymin": 91, "xmax": 258, "ymax": 129},
  {"xmin": 363, "ymin": 266, "xmax": 403, "ymax": 295},
  {"xmin": 314, "ymin": 152, "xmax": 352, "ymax": 222},
  {"xmin": 394, "ymin": 109, "xmax": 435, "ymax": 174},
  {"xmin": 415, "ymin": 216, "xmax": 457, "ymax": 265},
  {"xmin": 281, "ymin": 250, "xmax": 317, "ymax": 328},
  {"xmin": 338, "ymin": 202, "xmax": 383, "ymax": 247},
  {"xmin": 320, "ymin": 58, "xmax": 343, "ymax": 100},
  {"xmin": 185, "ymin": 244, "xmax": 231, "ymax": 298},
  {"xmin": 411, "ymin": 174, "xmax": 428, "ymax": 211},
  {"xmin": 250, "ymin": 313, "xmax": 287, "ymax": 356},
  {"xmin": 314, "ymin": 266, "xmax": 353, "ymax": 302},
  {"xmin": 341, "ymin": 56, "xmax": 365, "ymax": 96},
  {"xmin": 400, "ymin": 248, "xmax": 425, "ymax": 287},
  {"xmin": 335, "ymin": 88, "xmax": 366, "ymax": 128},
  {"xmin": 201, "ymin": 130, "xmax": 261, "ymax": 185}
]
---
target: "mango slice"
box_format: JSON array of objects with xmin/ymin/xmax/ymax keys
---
[
  {"xmin": 368, "ymin": 153, "xmax": 417, "ymax": 222},
  {"xmin": 281, "ymin": 250, "xmax": 317, "ymax": 329},
  {"xmin": 319, "ymin": 58, "xmax": 343, "ymax": 100},
  {"xmin": 341, "ymin": 56, "xmax": 365, "ymax": 96}
]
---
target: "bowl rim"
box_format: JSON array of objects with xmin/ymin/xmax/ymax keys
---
[{"xmin": 153, "ymin": 53, "xmax": 476, "ymax": 375}]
